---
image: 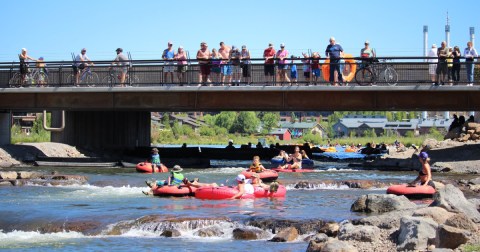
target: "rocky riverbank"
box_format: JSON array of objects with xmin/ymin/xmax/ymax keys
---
[
  {"xmin": 360, "ymin": 138, "xmax": 480, "ymax": 174},
  {"xmin": 0, "ymin": 170, "xmax": 88, "ymax": 186}
]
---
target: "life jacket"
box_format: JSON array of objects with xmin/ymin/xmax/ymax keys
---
[
  {"xmin": 171, "ymin": 172, "xmax": 184, "ymax": 185},
  {"xmin": 249, "ymin": 163, "xmax": 263, "ymax": 173}
]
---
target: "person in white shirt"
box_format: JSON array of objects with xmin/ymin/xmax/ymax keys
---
[
  {"xmin": 427, "ymin": 44, "xmax": 438, "ymax": 85},
  {"xmin": 74, "ymin": 48, "xmax": 93, "ymax": 85},
  {"xmin": 464, "ymin": 41, "xmax": 478, "ymax": 86}
]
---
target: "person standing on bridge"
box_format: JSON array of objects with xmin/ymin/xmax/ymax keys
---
[
  {"xmin": 19, "ymin": 48, "xmax": 37, "ymax": 85},
  {"xmin": 451, "ymin": 46, "xmax": 461, "ymax": 85},
  {"xmin": 74, "ymin": 48, "xmax": 93, "ymax": 85},
  {"xmin": 464, "ymin": 41, "xmax": 478, "ymax": 86},
  {"xmin": 435, "ymin": 41, "xmax": 448, "ymax": 86},
  {"xmin": 219, "ymin": 42, "xmax": 232, "ymax": 85},
  {"xmin": 240, "ymin": 45, "xmax": 252, "ymax": 85},
  {"xmin": 196, "ymin": 42, "xmax": 211, "ymax": 86},
  {"xmin": 174, "ymin": 46, "xmax": 188, "ymax": 85},
  {"xmin": 427, "ymin": 44, "xmax": 438, "ymax": 85},
  {"xmin": 162, "ymin": 42, "xmax": 175, "ymax": 84},
  {"xmin": 276, "ymin": 43, "xmax": 290, "ymax": 86},
  {"xmin": 263, "ymin": 43, "xmax": 276, "ymax": 85},
  {"xmin": 325, "ymin": 37, "xmax": 344, "ymax": 86},
  {"xmin": 111, "ymin": 48, "xmax": 128, "ymax": 87}
]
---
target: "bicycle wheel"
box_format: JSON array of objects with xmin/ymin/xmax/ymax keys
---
[
  {"xmin": 85, "ymin": 72, "xmax": 99, "ymax": 86},
  {"xmin": 355, "ymin": 68, "xmax": 374, "ymax": 86},
  {"xmin": 102, "ymin": 75, "xmax": 116, "ymax": 87},
  {"xmin": 66, "ymin": 74, "xmax": 76, "ymax": 86},
  {"xmin": 36, "ymin": 72, "xmax": 49, "ymax": 87},
  {"xmin": 8, "ymin": 73, "xmax": 21, "ymax": 88},
  {"xmin": 384, "ymin": 67, "xmax": 398, "ymax": 86}
]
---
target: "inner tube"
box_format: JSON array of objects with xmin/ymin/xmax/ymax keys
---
[
  {"xmin": 271, "ymin": 158, "xmax": 314, "ymax": 167},
  {"xmin": 345, "ymin": 148, "xmax": 356, "ymax": 153},
  {"xmin": 136, "ymin": 162, "xmax": 168, "ymax": 173},
  {"xmin": 152, "ymin": 185, "xmax": 196, "ymax": 197},
  {"xmin": 271, "ymin": 157, "xmax": 286, "ymax": 165},
  {"xmin": 321, "ymin": 54, "xmax": 357, "ymax": 83},
  {"xmin": 194, "ymin": 186, "xmax": 255, "ymax": 200},
  {"xmin": 386, "ymin": 184, "xmax": 436, "ymax": 199},
  {"xmin": 194, "ymin": 185, "xmax": 286, "ymax": 200},
  {"xmin": 241, "ymin": 170, "xmax": 278, "ymax": 182},
  {"xmin": 271, "ymin": 168, "xmax": 315, "ymax": 173}
]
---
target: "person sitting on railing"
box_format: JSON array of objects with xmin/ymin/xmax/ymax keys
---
[
  {"xmin": 19, "ymin": 48, "xmax": 37, "ymax": 85},
  {"xmin": 196, "ymin": 42, "xmax": 211, "ymax": 86},
  {"xmin": 111, "ymin": 48, "xmax": 128, "ymax": 87},
  {"xmin": 74, "ymin": 48, "xmax": 93, "ymax": 85}
]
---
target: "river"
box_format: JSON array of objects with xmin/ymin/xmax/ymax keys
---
[{"xmin": 0, "ymin": 161, "xmax": 470, "ymax": 252}]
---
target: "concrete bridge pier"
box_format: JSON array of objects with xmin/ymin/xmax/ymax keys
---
[
  {"xmin": 0, "ymin": 112, "xmax": 11, "ymax": 145},
  {"xmin": 51, "ymin": 111, "xmax": 151, "ymax": 151}
]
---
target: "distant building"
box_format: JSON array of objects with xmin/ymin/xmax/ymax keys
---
[
  {"xmin": 278, "ymin": 122, "xmax": 327, "ymax": 138},
  {"xmin": 269, "ymin": 128, "xmax": 291, "ymax": 141},
  {"xmin": 417, "ymin": 118, "xmax": 450, "ymax": 134},
  {"xmin": 332, "ymin": 115, "xmax": 387, "ymax": 137},
  {"xmin": 12, "ymin": 113, "xmax": 37, "ymax": 134}
]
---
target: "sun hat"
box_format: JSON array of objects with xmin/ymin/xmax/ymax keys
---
[
  {"xmin": 419, "ymin": 152, "xmax": 429, "ymax": 160},
  {"xmin": 242, "ymin": 45, "xmax": 246, "ymax": 49},
  {"xmin": 236, "ymin": 174, "xmax": 246, "ymax": 182},
  {"xmin": 152, "ymin": 148, "xmax": 159, "ymax": 153},
  {"xmin": 172, "ymin": 165, "xmax": 183, "ymax": 173},
  {"xmin": 365, "ymin": 40, "xmax": 370, "ymax": 44},
  {"xmin": 280, "ymin": 43, "xmax": 285, "ymax": 47}
]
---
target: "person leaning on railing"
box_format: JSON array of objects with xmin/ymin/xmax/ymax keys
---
[
  {"xmin": 74, "ymin": 48, "xmax": 93, "ymax": 85},
  {"xmin": 464, "ymin": 41, "xmax": 478, "ymax": 86},
  {"xmin": 19, "ymin": 48, "xmax": 37, "ymax": 85},
  {"xmin": 111, "ymin": 48, "xmax": 128, "ymax": 87}
]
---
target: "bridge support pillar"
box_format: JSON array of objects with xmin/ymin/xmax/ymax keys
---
[
  {"xmin": 0, "ymin": 112, "xmax": 11, "ymax": 145},
  {"xmin": 51, "ymin": 111, "xmax": 151, "ymax": 150}
]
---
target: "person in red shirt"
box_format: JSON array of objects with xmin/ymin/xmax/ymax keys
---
[{"xmin": 263, "ymin": 43, "xmax": 276, "ymax": 85}]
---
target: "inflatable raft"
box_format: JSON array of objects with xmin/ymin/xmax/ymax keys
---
[
  {"xmin": 270, "ymin": 158, "xmax": 314, "ymax": 167},
  {"xmin": 271, "ymin": 168, "xmax": 315, "ymax": 173},
  {"xmin": 386, "ymin": 184, "xmax": 436, "ymax": 199},
  {"xmin": 136, "ymin": 162, "xmax": 168, "ymax": 173},
  {"xmin": 194, "ymin": 185, "xmax": 286, "ymax": 200},
  {"xmin": 152, "ymin": 185, "xmax": 196, "ymax": 197},
  {"xmin": 241, "ymin": 170, "xmax": 278, "ymax": 182}
]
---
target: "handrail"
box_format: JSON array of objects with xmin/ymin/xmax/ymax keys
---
[{"xmin": 43, "ymin": 110, "xmax": 65, "ymax": 132}]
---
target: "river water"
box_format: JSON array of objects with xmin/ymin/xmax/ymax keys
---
[{"xmin": 0, "ymin": 161, "xmax": 469, "ymax": 252}]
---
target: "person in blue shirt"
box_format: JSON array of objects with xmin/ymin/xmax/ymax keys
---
[
  {"xmin": 325, "ymin": 37, "xmax": 344, "ymax": 86},
  {"xmin": 290, "ymin": 56, "xmax": 298, "ymax": 85},
  {"xmin": 149, "ymin": 148, "xmax": 164, "ymax": 173},
  {"xmin": 162, "ymin": 42, "xmax": 175, "ymax": 84}
]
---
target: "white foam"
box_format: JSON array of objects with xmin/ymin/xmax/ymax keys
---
[
  {"xmin": 193, "ymin": 167, "xmax": 246, "ymax": 175},
  {"xmin": 28, "ymin": 184, "xmax": 146, "ymax": 198},
  {"xmin": 0, "ymin": 230, "xmax": 86, "ymax": 248},
  {"xmin": 285, "ymin": 183, "xmax": 350, "ymax": 190}
]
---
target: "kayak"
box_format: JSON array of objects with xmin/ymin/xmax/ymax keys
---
[
  {"xmin": 136, "ymin": 162, "xmax": 169, "ymax": 173},
  {"xmin": 386, "ymin": 184, "xmax": 436, "ymax": 199},
  {"xmin": 152, "ymin": 185, "xmax": 196, "ymax": 197},
  {"xmin": 271, "ymin": 168, "xmax": 315, "ymax": 173},
  {"xmin": 241, "ymin": 170, "xmax": 278, "ymax": 182},
  {"xmin": 195, "ymin": 185, "xmax": 286, "ymax": 200},
  {"xmin": 270, "ymin": 158, "xmax": 314, "ymax": 167}
]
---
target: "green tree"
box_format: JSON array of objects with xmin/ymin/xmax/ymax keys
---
[
  {"xmin": 261, "ymin": 112, "xmax": 280, "ymax": 133},
  {"xmin": 231, "ymin": 111, "xmax": 260, "ymax": 134},
  {"xmin": 405, "ymin": 131, "xmax": 415, "ymax": 138},
  {"xmin": 171, "ymin": 121, "xmax": 183, "ymax": 139},
  {"xmin": 386, "ymin": 112, "xmax": 394, "ymax": 121},
  {"xmin": 215, "ymin": 111, "xmax": 237, "ymax": 131},
  {"xmin": 199, "ymin": 126, "xmax": 216, "ymax": 136},
  {"xmin": 162, "ymin": 113, "xmax": 171, "ymax": 129},
  {"xmin": 363, "ymin": 129, "xmax": 377, "ymax": 138},
  {"xmin": 203, "ymin": 114, "xmax": 216, "ymax": 126},
  {"xmin": 290, "ymin": 112, "xmax": 296, "ymax": 123}
]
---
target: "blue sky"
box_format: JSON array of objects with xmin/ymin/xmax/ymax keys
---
[{"xmin": 0, "ymin": 0, "xmax": 478, "ymax": 62}]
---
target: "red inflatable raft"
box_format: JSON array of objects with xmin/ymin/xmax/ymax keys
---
[
  {"xmin": 195, "ymin": 185, "xmax": 286, "ymax": 200},
  {"xmin": 241, "ymin": 170, "xmax": 279, "ymax": 182},
  {"xmin": 386, "ymin": 184, "xmax": 436, "ymax": 199},
  {"xmin": 136, "ymin": 162, "xmax": 168, "ymax": 173},
  {"xmin": 152, "ymin": 185, "xmax": 196, "ymax": 197},
  {"xmin": 271, "ymin": 168, "xmax": 315, "ymax": 173}
]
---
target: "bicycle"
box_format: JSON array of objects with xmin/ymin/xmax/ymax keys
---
[
  {"xmin": 9, "ymin": 65, "xmax": 49, "ymax": 88},
  {"xmin": 102, "ymin": 66, "xmax": 140, "ymax": 87},
  {"xmin": 66, "ymin": 66, "xmax": 99, "ymax": 86},
  {"xmin": 354, "ymin": 59, "xmax": 398, "ymax": 86}
]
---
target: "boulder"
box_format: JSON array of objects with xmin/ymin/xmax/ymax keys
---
[
  {"xmin": 306, "ymin": 240, "xmax": 324, "ymax": 252},
  {"xmin": 469, "ymin": 177, "xmax": 480, "ymax": 185},
  {"xmin": 232, "ymin": 227, "xmax": 269, "ymax": 240},
  {"xmin": 161, "ymin": 229, "xmax": 181, "ymax": 237},
  {"xmin": 269, "ymin": 227, "xmax": 298, "ymax": 242},
  {"xmin": 430, "ymin": 184, "xmax": 480, "ymax": 223},
  {"xmin": 338, "ymin": 222, "xmax": 380, "ymax": 242},
  {"xmin": 0, "ymin": 171, "xmax": 18, "ymax": 180},
  {"xmin": 471, "ymin": 134, "xmax": 480, "ymax": 141},
  {"xmin": 397, "ymin": 216, "xmax": 438, "ymax": 251},
  {"xmin": 476, "ymin": 127, "xmax": 480, "ymax": 133},
  {"xmin": 432, "ymin": 249, "xmax": 454, "ymax": 252},
  {"xmin": 246, "ymin": 218, "xmax": 324, "ymax": 235},
  {"xmin": 17, "ymin": 171, "xmax": 42, "ymax": 179},
  {"xmin": 466, "ymin": 122, "xmax": 479, "ymax": 130},
  {"xmin": 412, "ymin": 207, "xmax": 455, "ymax": 224},
  {"xmin": 318, "ymin": 222, "xmax": 340, "ymax": 237},
  {"xmin": 0, "ymin": 181, "xmax": 13, "ymax": 186},
  {"xmin": 468, "ymin": 184, "xmax": 480, "ymax": 192},
  {"xmin": 444, "ymin": 213, "xmax": 478, "ymax": 232},
  {"xmin": 435, "ymin": 224, "xmax": 470, "ymax": 249},
  {"xmin": 467, "ymin": 130, "xmax": 475, "ymax": 135},
  {"xmin": 351, "ymin": 194, "xmax": 416, "ymax": 213},
  {"xmin": 194, "ymin": 227, "xmax": 224, "ymax": 237},
  {"xmin": 320, "ymin": 240, "xmax": 358, "ymax": 252},
  {"xmin": 468, "ymin": 198, "xmax": 480, "ymax": 210},
  {"xmin": 431, "ymin": 163, "xmax": 453, "ymax": 172},
  {"xmin": 355, "ymin": 209, "xmax": 416, "ymax": 229}
]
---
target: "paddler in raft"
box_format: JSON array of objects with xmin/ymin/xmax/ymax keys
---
[
  {"xmin": 248, "ymin": 155, "xmax": 266, "ymax": 173},
  {"xmin": 278, "ymin": 146, "xmax": 302, "ymax": 170},
  {"xmin": 408, "ymin": 152, "xmax": 435, "ymax": 189},
  {"xmin": 143, "ymin": 165, "xmax": 186, "ymax": 195}
]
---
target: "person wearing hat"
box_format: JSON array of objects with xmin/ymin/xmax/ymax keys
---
[
  {"xmin": 276, "ymin": 43, "xmax": 291, "ymax": 85},
  {"xmin": 174, "ymin": 46, "xmax": 188, "ymax": 84},
  {"xmin": 196, "ymin": 42, "xmax": 211, "ymax": 85},
  {"xmin": 408, "ymin": 152, "xmax": 435, "ymax": 189},
  {"xmin": 226, "ymin": 139, "xmax": 235, "ymax": 149},
  {"xmin": 19, "ymin": 48, "xmax": 37, "ymax": 85},
  {"xmin": 230, "ymin": 174, "xmax": 254, "ymax": 199},
  {"xmin": 147, "ymin": 148, "xmax": 165, "ymax": 173},
  {"xmin": 111, "ymin": 48, "xmax": 129, "ymax": 86},
  {"xmin": 428, "ymin": 44, "xmax": 438, "ymax": 85},
  {"xmin": 240, "ymin": 45, "xmax": 252, "ymax": 84},
  {"xmin": 35, "ymin": 56, "xmax": 48, "ymax": 86},
  {"xmin": 162, "ymin": 42, "xmax": 175, "ymax": 84},
  {"xmin": 74, "ymin": 48, "xmax": 93, "ymax": 85},
  {"xmin": 360, "ymin": 40, "xmax": 376, "ymax": 72},
  {"xmin": 143, "ymin": 165, "xmax": 185, "ymax": 195},
  {"xmin": 263, "ymin": 43, "xmax": 276, "ymax": 84},
  {"xmin": 229, "ymin": 46, "xmax": 242, "ymax": 85}
]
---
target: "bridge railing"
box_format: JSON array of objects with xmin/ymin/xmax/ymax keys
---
[{"xmin": 0, "ymin": 57, "xmax": 478, "ymax": 87}]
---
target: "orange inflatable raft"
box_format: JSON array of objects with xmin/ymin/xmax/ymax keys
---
[
  {"xmin": 321, "ymin": 54, "xmax": 357, "ymax": 83},
  {"xmin": 136, "ymin": 162, "xmax": 168, "ymax": 173},
  {"xmin": 241, "ymin": 170, "xmax": 279, "ymax": 182},
  {"xmin": 194, "ymin": 185, "xmax": 286, "ymax": 200},
  {"xmin": 386, "ymin": 184, "xmax": 436, "ymax": 199},
  {"xmin": 152, "ymin": 185, "xmax": 196, "ymax": 197}
]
